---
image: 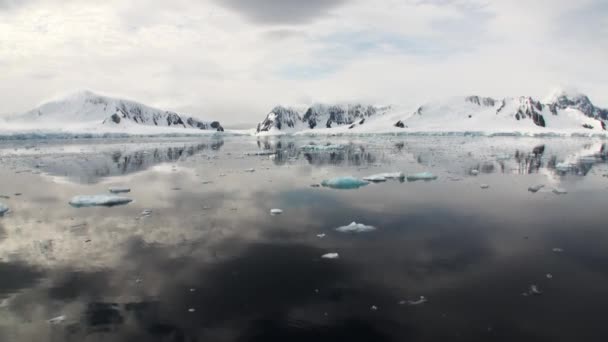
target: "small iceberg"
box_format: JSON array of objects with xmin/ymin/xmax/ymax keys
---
[
  {"xmin": 399, "ymin": 296, "xmax": 427, "ymax": 306},
  {"xmin": 69, "ymin": 195, "xmax": 133, "ymax": 208},
  {"xmin": 47, "ymin": 315, "xmax": 66, "ymax": 325},
  {"xmin": 321, "ymin": 177, "xmax": 369, "ymax": 190},
  {"xmin": 321, "ymin": 253, "xmax": 339, "ymax": 259},
  {"xmin": 109, "ymin": 187, "xmax": 131, "ymax": 194},
  {"xmin": 552, "ymin": 188, "xmax": 568, "ymax": 195},
  {"xmin": 270, "ymin": 208, "xmax": 283, "ymax": 216},
  {"xmin": 244, "ymin": 168, "xmax": 255, "ymax": 173},
  {"xmin": 480, "ymin": 184, "xmax": 490, "ymax": 189},
  {"xmin": 528, "ymin": 184, "xmax": 544, "ymax": 193},
  {"xmin": 470, "ymin": 169, "xmax": 480, "ymax": 176},
  {"xmin": 0, "ymin": 202, "xmax": 9, "ymax": 217},
  {"xmin": 555, "ymin": 162, "xmax": 572, "ymax": 172},
  {"xmin": 363, "ymin": 172, "xmax": 405, "ymax": 182},
  {"xmin": 406, "ymin": 172, "xmax": 438, "ymax": 182},
  {"xmin": 335, "ymin": 222, "xmax": 377, "ymax": 233}
]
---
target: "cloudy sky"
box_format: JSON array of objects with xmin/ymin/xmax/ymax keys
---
[{"xmin": 0, "ymin": 0, "xmax": 607, "ymax": 125}]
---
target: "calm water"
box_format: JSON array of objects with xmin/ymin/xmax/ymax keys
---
[{"xmin": 0, "ymin": 136, "xmax": 607, "ymax": 342}]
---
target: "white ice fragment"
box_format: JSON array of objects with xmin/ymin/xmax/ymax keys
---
[
  {"xmin": 470, "ymin": 169, "xmax": 480, "ymax": 176},
  {"xmin": 69, "ymin": 195, "xmax": 133, "ymax": 208},
  {"xmin": 321, "ymin": 177, "xmax": 369, "ymax": 190},
  {"xmin": 370, "ymin": 305, "xmax": 378, "ymax": 311},
  {"xmin": 546, "ymin": 274, "xmax": 553, "ymax": 279},
  {"xmin": 301, "ymin": 144, "xmax": 345, "ymax": 152},
  {"xmin": 400, "ymin": 296, "xmax": 427, "ymax": 306},
  {"xmin": 47, "ymin": 315, "xmax": 66, "ymax": 325},
  {"xmin": 556, "ymin": 162, "xmax": 572, "ymax": 172},
  {"xmin": 321, "ymin": 253, "xmax": 339, "ymax": 259},
  {"xmin": 0, "ymin": 202, "xmax": 9, "ymax": 217},
  {"xmin": 552, "ymin": 248, "xmax": 564, "ymax": 253},
  {"xmin": 407, "ymin": 172, "xmax": 438, "ymax": 182},
  {"xmin": 335, "ymin": 222, "xmax": 377, "ymax": 233},
  {"xmin": 552, "ymin": 188, "xmax": 568, "ymax": 195},
  {"xmin": 244, "ymin": 168, "xmax": 255, "ymax": 173},
  {"xmin": 528, "ymin": 184, "xmax": 544, "ymax": 193},
  {"xmin": 270, "ymin": 208, "xmax": 283, "ymax": 216},
  {"xmin": 480, "ymin": 184, "xmax": 490, "ymax": 189},
  {"xmin": 528, "ymin": 284, "xmax": 542, "ymax": 295},
  {"xmin": 363, "ymin": 172, "xmax": 405, "ymax": 182},
  {"xmin": 108, "ymin": 187, "xmax": 131, "ymax": 194},
  {"xmin": 316, "ymin": 233, "xmax": 326, "ymax": 238},
  {"xmin": 188, "ymin": 308, "xmax": 196, "ymax": 313},
  {"xmin": 141, "ymin": 209, "xmax": 152, "ymax": 217}
]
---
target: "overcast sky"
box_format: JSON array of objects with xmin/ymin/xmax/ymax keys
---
[{"xmin": 1, "ymin": 0, "xmax": 607, "ymax": 125}]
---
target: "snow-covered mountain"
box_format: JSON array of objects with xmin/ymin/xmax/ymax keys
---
[
  {"xmin": 256, "ymin": 104, "xmax": 392, "ymax": 133},
  {"xmin": 256, "ymin": 89, "xmax": 607, "ymax": 135},
  {"xmin": 8, "ymin": 90, "xmax": 224, "ymax": 132}
]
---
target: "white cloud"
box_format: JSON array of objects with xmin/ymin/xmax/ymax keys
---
[{"xmin": 0, "ymin": 0, "xmax": 606, "ymax": 125}]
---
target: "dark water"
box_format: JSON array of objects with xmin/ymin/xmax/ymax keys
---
[{"xmin": 0, "ymin": 136, "xmax": 607, "ymax": 341}]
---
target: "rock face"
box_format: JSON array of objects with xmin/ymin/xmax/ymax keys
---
[
  {"xmin": 256, "ymin": 104, "xmax": 390, "ymax": 133},
  {"xmin": 14, "ymin": 90, "xmax": 224, "ymax": 131}
]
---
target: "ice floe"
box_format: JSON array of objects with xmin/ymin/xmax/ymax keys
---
[
  {"xmin": 528, "ymin": 184, "xmax": 544, "ymax": 193},
  {"xmin": 480, "ymin": 184, "xmax": 490, "ymax": 189},
  {"xmin": 108, "ymin": 187, "xmax": 131, "ymax": 194},
  {"xmin": 406, "ymin": 172, "xmax": 438, "ymax": 182},
  {"xmin": 363, "ymin": 172, "xmax": 405, "ymax": 182},
  {"xmin": 335, "ymin": 222, "xmax": 377, "ymax": 233},
  {"xmin": 270, "ymin": 208, "xmax": 283, "ymax": 215},
  {"xmin": 321, "ymin": 253, "xmax": 339, "ymax": 259},
  {"xmin": 321, "ymin": 176, "xmax": 369, "ymax": 189},
  {"xmin": 399, "ymin": 296, "xmax": 428, "ymax": 306},
  {"xmin": 552, "ymin": 188, "xmax": 568, "ymax": 195},
  {"xmin": 69, "ymin": 195, "xmax": 133, "ymax": 208}
]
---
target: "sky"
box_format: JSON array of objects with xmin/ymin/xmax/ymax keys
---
[{"xmin": 0, "ymin": 0, "xmax": 607, "ymax": 126}]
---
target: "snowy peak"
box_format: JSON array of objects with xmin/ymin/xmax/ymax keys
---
[
  {"xmin": 256, "ymin": 103, "xmax": 391, "ymax": 133},
  {"xmin": 14, "ymin": 91, "xmax": 224, "ymax": 131}
]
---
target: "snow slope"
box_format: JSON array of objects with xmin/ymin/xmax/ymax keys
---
[
  {"xmin": 3, "ymin": 90, "xmax": 225, "ymax": 136},
  {"xmin": 255, "ymin": 89, "xmax": 608, "ymax": 136}
]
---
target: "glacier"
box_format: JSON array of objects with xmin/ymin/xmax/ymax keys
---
[{"xmin": 69, "ymin": 195, "xmax": 133, "ymax": 208}]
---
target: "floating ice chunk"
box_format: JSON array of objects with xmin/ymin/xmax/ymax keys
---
[
  {"xmin": 552, "ymin": 247, "xmax": 564, "ymax": 253},
  {"xmin": 321, "ymin": 177, "xmax": 369, "ymax": 190},
  {"xmin": 108, "ymin": 187, "xmax": 131, "ymax": 194},
  {"xmin": 244, "ymin": 168, "xmax": 255, "ymax": 173},
  {"xmin": 555, "ymin": 162, "xmax": 572, "ymax": 172},
  {"xmin": 0, "ymin": 202, "xmax": 9, "ymax": 217},
  {"xmin": 301, "ymin": 144, "xmax": 345, "ymax": 152},
  {"xmin": 317, "ymin": 233, "xmax": 326, "ymax": 238},
  {"xmin": 335, "ymin": 222, "xmax": 377, "ymax": 233},
  {"xmin": 370, "ymin": 305, "xmax": 378, "ymax": 311},
  {"xmin": 363, "ymin": 172, "xmax": 405, "ymax": 182},
  {"xmin": 363, "ymin": 175, "xmax": 387, "ymax": 182},
  {"xmin": 528, "ymin": 184, "xmax": 544, "ymax": 193},
  {"xmin": 246, "ymin": 151, "xmax": 276, "ymax": 156},
  {"xmin": 406, "ymin": 172, "xmax": 438, "ymax": 182},
  {"xmin": 270, "ymin": 208, "xmax": 283, "ymax": 216},
  {"xmin": 552, "ymin": 188, "xmax": 568, "ymax": 195},
  {"xmin": 480, "ymin": 184, "xmax": 490, "ymax": 189},
  {"xmin": 321, "ymin": 253, "xmax": 339, "ymax": 259},
  {"xmin": 69, "ymin": 195, "xmax": 133, "ymax": 208},
  {"xmin": 399, "ymin": 296, "xmax": 427, "ymax": 306},
  {"xmin": 47, "ymin": 315, "xmax": 66, "ymax": 325},
  {"xmin": 470, "ymin": 169, "xmax": 480, "ymax": 176},
  {"xmin": 546, "ymin": 274, "xmax": 553, "ymax": 279},
  {"xmin": 528, "ymin": 284, "xmax": 542, "ymax": 295}
]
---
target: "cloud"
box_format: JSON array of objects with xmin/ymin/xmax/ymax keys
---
[
  {"xmin": 0, "ymin": 0, "xmax": 606, "ymax": 124},
  {"xmin": 214, "ymin": 0, "xmax": 348, "ymax": 24}
]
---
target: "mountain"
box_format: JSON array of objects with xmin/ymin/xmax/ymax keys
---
[
  {"xmin": 10, "ymin": 90, "xmax": 224, "ymax": 132},
  {"xmin": 256, "ymin": 104, "xmax": 392, "ymax": 133},
  {"xmin": 256, "ymin": 89, "xmax": 607, "ymax": 135}
]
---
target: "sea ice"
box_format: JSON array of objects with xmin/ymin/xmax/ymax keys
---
[
  {"xmin": 321, "ymin": 253, "xmax": 339, "ymax": 259},
  {"xmin": 406, "ymin": 172, "xmax": 438, "ymax": 182},
  {"xmin": 69, "ymin": 195, "xmax": 133, "ymax": 208},
  {"xmin": 470, "ymin": 169, "xmax": 480, "ymax": 176},
  {"xmin": 270, "ymin": 208, "xmax": 283, "ymax": 215},
  {"xmin": 335, "ymin": 222, "xmax": 377, "ymax": 233},
  {"xmin": 109, "ymin": 187, "xmax": 131, "ymax": 194},
  {"xmin": 480, "ymin": 184, "xmax": 490, "ymax": 189},
  {"xmin": 0, "ymin": 203, "xmax": 9, "ymax": 216},
  {"xmin": 321, "ymin": 177, "xmax": 369, "ymax": 189}
]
